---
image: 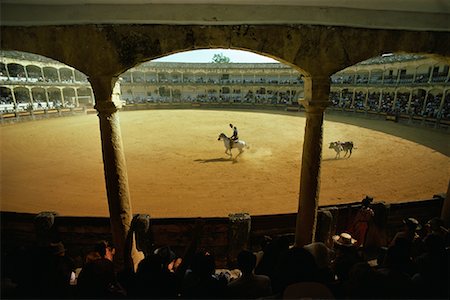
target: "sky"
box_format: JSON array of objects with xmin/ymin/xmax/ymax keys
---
[{"xmin": 152, "ymin": 49, "xmax": 279, "ymax": 63}]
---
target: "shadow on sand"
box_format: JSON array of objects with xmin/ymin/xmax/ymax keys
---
[
  {"xmin": 194, "ymin": 157, "xmax": 235, "ymax": 163},
  {"xmin": 322, "ymin": 157, "xmax": 346, "ymax": 162}
]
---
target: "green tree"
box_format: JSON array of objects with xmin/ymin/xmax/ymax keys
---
[{"xmin": 211, "ymin": 53, "xmax": 231, "ymax": 63}]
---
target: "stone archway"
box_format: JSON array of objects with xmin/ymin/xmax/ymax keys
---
[{"xmin": 1, "ymin": 24, "xmax": 449, "ymax": 271}]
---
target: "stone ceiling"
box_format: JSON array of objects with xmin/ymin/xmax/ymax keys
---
[{"xmin": 1, "ymin": 0, "xmax": 449, "ymax": 31}]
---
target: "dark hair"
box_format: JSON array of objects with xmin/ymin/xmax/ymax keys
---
[
  {"xmin": 237, "ymin": 250, "xmax": 256, "ymax": 274},
  {"xmin": 191, "ymin": 251, "xmax": 216, "ymax": 277},
  {"xmin": 95, "ymin": 240, "xmax": 114, "ymax": 257}
]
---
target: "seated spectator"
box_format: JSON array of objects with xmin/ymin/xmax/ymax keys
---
[
  {"xmin": 254, "ymin": 234, "xmax": 291, "ymax": 281},
  {"xmin": 390, "ymin": 217, "xmax": 423, "ymax": 257},
  {"xmin": 39, "ymin": 241, "xmax": 76, "ymax": 298},
  {"xmin": 391, "ymin": 218, "xmax": 422, "ymax": 246},
  {"xmin": 181, "ymin": 250, "xmax": 227, "ymax": 299},
  {"xmin": 226, "ymin": 250, "xmax": 272, "ymax": 299},
  {"xmin": 253, "ymin": 235, "xmax": 272, "ymax": 268},
  {"xmin": 271, "ymin": 247, "xmax": 319, "ymax": 296},
  {"xmin": 129, "ymin": 253, "xmax": 178, "ymax": 299},
  {"xmin": 304, "ymin": 242, "xmax": 336, "ymax": 288},
  {"xmin": 385, "ymin": 238, "xmax": 417, "ymax": 276},
  {"xmin": 377, "ymin": 244, "xmax": 415, "ymax": 298},
  {"xmin": 77, "ymin": 240, "xmax": 126, "ymax": 298},
  {"xmin": 412, "ymin": 233, "xmax": 449, "ymax": 299},
  {"xmin": 424, "ymin": 217, "xmax": 449, "ymax": 246},
  {"xmin": 331, "ymin": 233, "xmax": 363, "ymax": 282},
  {"xmin": 342, "ymin": 262, "xmax": 387, "ymax": 299}
]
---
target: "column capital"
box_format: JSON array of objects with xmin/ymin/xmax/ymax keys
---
[
  {"xmin": 88, "ymin": 74, "xmax": 119, "ymax": 104},
  {"xmin": 300, "ymin": 75, "xmax": 332, "ymax": 113}
]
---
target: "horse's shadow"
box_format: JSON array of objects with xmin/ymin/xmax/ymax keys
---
[
  {"xmin": 322, "ymin": 157, "xmax": 344, "ymax": 162},
  {"xmin": 194, "ymin": 157, "xmax": 235, "ymax": 163}
]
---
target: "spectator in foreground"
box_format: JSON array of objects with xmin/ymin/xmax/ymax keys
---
[
  {"xmin": 304, "ymin": 242, "xmax": 336, "ymax": 287},
  {"xmin": 226, "ymin": 250, "xmax": 272, "ymax": 299},
  {"xmin": 271, "ymin": 247, "xmax": 319, "ymax": 296},
  {"xmin": 181, "ymin": 250, "xmax": 227, "ymax": 299},
  {"xmin": 412, "ymin": 233, "xmax": 449, "ymax": 299},
  {"xmin": 390, "ymin": 217, "xmax": 423, "ymax": 258},
  {"xmin": 331, "ymin": 233, "xmax": 363, "ymax": 282},
  {"xmin": 130, "ymin": 253, "xmax": 178, "ymax": 299},
  {"xmin": 390, "ymin": 217, "xmax": 422, "ymax": 247},
  {"xmin": 77, "ymin": 240, "xmax": 125, "ymax": 298},
  {"xmin": 39, "ymin": 241, "xmax": 76, "ymax": 298}
]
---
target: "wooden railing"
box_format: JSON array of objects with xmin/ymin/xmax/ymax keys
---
[{"xmin": 1, "ymin": 195, "xmax": 444, "ymax": 268}]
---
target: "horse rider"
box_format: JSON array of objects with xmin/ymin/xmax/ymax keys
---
[{"xmin": 229, "ymin": 123, "xmax": 239, "ymax": 148}]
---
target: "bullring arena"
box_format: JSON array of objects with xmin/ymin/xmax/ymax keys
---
[{"xmin": 1, "ymin": 108, "xmax": 449, "ymax": 218}]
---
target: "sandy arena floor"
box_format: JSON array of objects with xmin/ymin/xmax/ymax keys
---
[{"xmin": 1, "ymin": 109, "xmax": 449, "ymax": 218}]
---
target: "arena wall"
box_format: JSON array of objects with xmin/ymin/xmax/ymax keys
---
[{"xmin": 1, "ymin": 196, "xmax": 444, "ymax": 269}]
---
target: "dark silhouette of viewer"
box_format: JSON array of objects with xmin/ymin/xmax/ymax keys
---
[
  {"xmin": 77, "ymin": 240, "xmax": 125, "ymax": 298},
  {"xmin": 181, "ymin": 250, "xmax": 227, "ymax": 299},
  {"xmin": 129, "ymin": 253, "xmax": 178, "ymax": 299},
  {"xmin": 271, "ymin": 247, "xmax": 319, "ymax": 296},
  {"xmin": 412, "ymin": 233, "xmax": 449, "ymax": 299},
  {"xmin": 226, "ymin": 250, "xmax": 272, "ymax": 299}
]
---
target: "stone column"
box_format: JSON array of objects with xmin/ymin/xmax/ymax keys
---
[
  {"xmin": 28, "ymin": 88, "xmax": 34, "ymax": 106},
  {"xmin": 378, "ymin": 90, "xmax": 383, "ymax": 111},
  {"xmin": 351, "ymin": 89, "xmax": 356, "ymax": 108},
  {"xmin": 393, "ymin": 90, "xmax": 398, "ymax": 109},
  {"xmin": 438, "ymin": 92, "xmax": 446, "ymax": 112},
  {"xmin": 59, "ymin": 88, "xmax": 65, "ymax": 107},
  {"xmin": 228, "ymin": 213, "xmax": 251, "ymax": 267},
  {"xmin": 295, "ymin": 76, "xmax": 330, "ymax": 247},
  {"xmin": 407, "ymin": 92, "xmax": 413, "ymax": 112},
  {"xmin": 44, "ymin": 88, "xmax": 50, "ymax": 107},
  {"xmin": 23, "ymin": 65, "xmax": 29, "ymax": 81},
  {"xmin": 90, "ymin": 75, "xmax": 138, "ymax": 272},
  {"xmin": 421, "ymin": 90, "xmax": 429, "ymax": 115}
]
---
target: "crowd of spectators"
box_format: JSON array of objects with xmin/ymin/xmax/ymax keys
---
[
  {"xmin": 122, "ymin": 75, "xmax": 302, "ymax": 86},
  {"xmin": 329, "ymin": 90, "xmax": 450, "ymax": 120},
  {"xmin": 123, "ymin": 89, "xmax": 297, "ymax": 106},
  {"xmin": 1, "ymin": 209, "xmax": 448, "ymax": 299}
]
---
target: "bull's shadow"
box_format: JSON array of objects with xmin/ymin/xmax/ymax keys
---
[{"xmin": 194, "ymin": 157, "xmax": 236, "ymax": 163}]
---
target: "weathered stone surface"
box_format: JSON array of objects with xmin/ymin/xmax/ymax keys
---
[{"xmin": 2, "ymin": 24, "xmax": 448, "ymax": 79}]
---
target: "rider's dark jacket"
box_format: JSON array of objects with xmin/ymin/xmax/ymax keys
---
[{"xmin": 231, "ymin": 127, "xmax": 239, "ymax": 141}]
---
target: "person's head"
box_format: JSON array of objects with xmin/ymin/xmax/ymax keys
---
[
  {"xmin": 237, "ymin": 250, "xmax": 257, "ymax": 274},
  {"xmin": 332, "ymin": 233, "xmax": 357, "ymax": 249},
  {"xmin": 190, "ymin": 250, "xmax": 216, "ymax": 277},
  {"xmin": 275, "ymin": 247, "xmax": 318, "ymax": 290},
  {"xmin": 49, "ymin": 241, "xmax": 66, "ymax": 257},
  {"xmin": 154, "ymin": 246, "xmax": 176, "ymax": 267},
  {"xmin": 426, "ymin": 217, "xmax": 446, "ymax": 233},
  {"xmin": 304, "ymin": 242, "xmax": 332, "ymax": 269},
  {"xmin": 137, "ymin": 254, "xmax": 164, "ymax": 276},
  {"xmin": 95, "ymin": 240, "xmax": 115, "ymax": 261},
  {"xmin": 403, "ymin": 217, "xmax": 421, "ymax": 232},
  {"xmin": 229, "ymin": 123, "xmax": 233, "ymax": 128},
  {"xmin": 361, "ymin": 195, "xmax": 373, "ymax": 208}
]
